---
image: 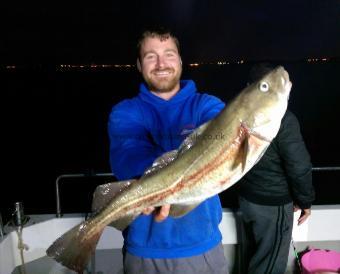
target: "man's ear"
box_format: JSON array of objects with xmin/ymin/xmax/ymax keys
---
[{"xmin": 136, "ymin": 58, "xmax": 142, "ymax": 72}]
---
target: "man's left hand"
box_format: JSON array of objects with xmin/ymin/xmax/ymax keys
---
[{"xmin": 142, "ymin": 204, "xmax": 171, "ymax": 222}]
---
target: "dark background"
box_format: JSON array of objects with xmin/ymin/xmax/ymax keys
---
[{"xmin": 1, "ymin": 1, "xmax": 340, "ymax": 221}]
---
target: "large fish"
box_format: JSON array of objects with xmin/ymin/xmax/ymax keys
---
[{"xmin": 47, "ymin": 66, "xmax": 292, "ymax": 273}]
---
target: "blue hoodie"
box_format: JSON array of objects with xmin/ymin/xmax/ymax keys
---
[{"xmin": 108, "ymin": 80, "xmax": 225, "ymax": 258}]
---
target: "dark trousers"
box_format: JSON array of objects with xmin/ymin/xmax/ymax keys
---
[
  {"xmin": 123, "ymin": 243, "xmax": 229, "ymax": 274},
  {"xmin": 239, "ymin": 197, "xmax": 294, "ymax": 274}
]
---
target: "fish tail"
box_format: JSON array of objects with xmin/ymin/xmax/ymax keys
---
[{"xmin": 46, "ymin": 220, "xmax": 104, "ymax": 273}]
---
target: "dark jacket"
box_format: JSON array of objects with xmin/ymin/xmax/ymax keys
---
[{"xmin": 239, "ymin": 110, "xmax": 315, "ymax": 209}]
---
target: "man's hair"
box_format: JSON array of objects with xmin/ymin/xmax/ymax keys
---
[
  {"xmin": 248, "ymin": 62, "xmax": 277, "ymax": 84},
  {"xmin": 136, "ymin": 27, "xmax": 180, "ymax": 60}
]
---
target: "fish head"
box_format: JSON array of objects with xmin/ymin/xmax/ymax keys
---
[{"xmin": 241, "ymin": 66, "xmax": 292, "ymax": 141}]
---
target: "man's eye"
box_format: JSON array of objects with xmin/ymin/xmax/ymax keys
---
[{"xmin": 145, "ymin": 55, "xmax": 156, "ymax": 60}]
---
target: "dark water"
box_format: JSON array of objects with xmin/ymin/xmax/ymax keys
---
[{"xmin": 2, "ymin": 61, "xmax": 340, "ymax": 222}]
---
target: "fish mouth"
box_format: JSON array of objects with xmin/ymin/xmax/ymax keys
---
[
  {"xmin": 281, "ymin": 75, "xmax": 292, "ymax": 92},
  {"xmin": 276, "ymin": 66, "xmax": 292, "ymax": 96}
]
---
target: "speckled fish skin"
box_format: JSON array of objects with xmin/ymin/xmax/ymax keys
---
[{"xmin": 46, "ymin": 66, "xmax": 292, "ymax": 273}]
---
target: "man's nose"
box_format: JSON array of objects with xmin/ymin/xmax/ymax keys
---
[{"xmin": 156, "ymin": 56, "xmax": 166, "ymax": 68}]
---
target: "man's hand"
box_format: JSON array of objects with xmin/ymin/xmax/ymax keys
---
[
  {"xmin": 294, "ymin": 205, "xmax": 311, "ymax": 226},
  {"xmin": 142, "ymin": 204, "xmax": 171, "ymax": 222}
]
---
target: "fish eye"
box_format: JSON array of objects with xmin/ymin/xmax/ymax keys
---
[{"xmin": 259, "ymin": 81, "xmax": 269, "ymax": 92}]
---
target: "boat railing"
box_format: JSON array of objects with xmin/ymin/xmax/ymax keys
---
[
  {"xmin": 54, "ymin": 167, "xmax": 340, "ymax": 218},
  {"xmin": 55, "ymin": 172, "xmax": 114, "ymax": 217}
]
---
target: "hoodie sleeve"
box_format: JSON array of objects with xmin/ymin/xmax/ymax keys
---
[
  {"xmin": 108, "ymin": 100, "xmax": 163, "ymax": 180},
  {"xmin": 277, "ymin": 111, "xmax": 315, "ymax": 209},
  {"xmin": 198, "ymin": 94, "xmax": 226, "ymax": 124}
]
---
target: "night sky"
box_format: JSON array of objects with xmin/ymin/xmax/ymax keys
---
[
  {"xmin": 1, "ymin": 1, "xmax": 340, "ymax": 216},
  {"xmin": 2, "ymin": 0, "xmax": 340, "ymax": 63}
]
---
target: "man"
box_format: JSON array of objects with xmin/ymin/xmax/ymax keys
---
[
  {"xmin": 108, "ymin": 28, "xmax": 229, "ymax": 274},
  {"xmin": 238, "ymin": 63, "xmax": 315, "ymax": 274}
]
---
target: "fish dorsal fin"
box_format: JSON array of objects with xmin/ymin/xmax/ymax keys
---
[
  {"xmin": 178, "ymin": 120, "xmax": 211, "ymax": 155},
  {"xmin": 169, "ymin": 201, "xmax": 204, "ymax": 218},
  {"xmin": 91, "ymin": 180, "xmax": 140, "ymax": 231},
  {"xmin": 143, "ymin": 120, "xmax": 212, "ymax": 177},
  {"xmin": 91, "ymin": 180, "xmax": 136, "ymax": 214},
  {"xmin": 142, "ymin": 150, "xmax": 179, "ymax": 178}
]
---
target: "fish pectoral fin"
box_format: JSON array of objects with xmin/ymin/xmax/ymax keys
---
[
  {"xmin": 232, "ymin": 126, "xmax": 249, "ymax": 172},
  {"xmin": 91, "ymin": 180, "xmax": 136, "ymax": 214},
  {"xmin": 169, "ymin": 201, "xmax": 203, "ymax": 218},
  {"xmin": 109, "ymin": 213, "xmax": 140, "ymax": 231},
  {"xmin": 247, "ymin": 131, "xmax": 270, "ymax": 165},
  {"xmin": 232, "ymin": 123, "xmax": 270, "ymax": 172}
]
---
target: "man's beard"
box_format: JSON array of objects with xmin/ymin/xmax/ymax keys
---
[{"xmin": 145, "ymin": 68, "xmax": 182, "ymax": 93}]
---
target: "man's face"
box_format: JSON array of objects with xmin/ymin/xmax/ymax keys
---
[{"xmin": 138, "ymin": 36, "xmax": 182, "ymax": 94}]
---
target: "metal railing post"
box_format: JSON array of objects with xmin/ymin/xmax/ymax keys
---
[{"xmin": 55, "ymin": 173, "xmax": 114, "ymax": 218}]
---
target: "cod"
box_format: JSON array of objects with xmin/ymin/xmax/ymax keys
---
[{"xmin": 47, "ymin": 66, "xmax": 292, "ymax": 273}]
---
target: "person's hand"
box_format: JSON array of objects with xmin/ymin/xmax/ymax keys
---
[
  {"xmin": 142, "ymin": 204, "xmax": 171, "ymax": 222},
  {"xmin": 294, "ymin": 205, "xmax": 311, "ymax": 225}
]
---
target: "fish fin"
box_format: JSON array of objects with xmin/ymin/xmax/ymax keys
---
[
  {"xmin": 142, "ymin": 121, "xmax": 211, "ymax": 177},
  {"xmin": 142, "ymin": 150, "xmax": 179, "ymax": 177},
  {"xmin": 169, "ymin": 202, "xmax": 202, "ymax": 218},
  {"xmin": 178, "ymin": 120, "xmax": 211, "ymax": 155},
  {"xmin": 247, "ymin": 131, "xmax": 270, "ymax": 166},
  {"xmin": 91, "ymin": 180, "xmax": 136, "ymax": 213},
  {"xmin": 232, "ymin": 124, "xmax": 249, "ymax": 172},
  {"xmin": 46, "ymin": 220, "xmax": 104, "ymax": 273},
  {"xmin": 232, "ymin": 123, "xmax": 270, "ymax": 172},
  {"xmin": 109, "ymin": 213, "xmax": 139, "ymax": 231}
]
